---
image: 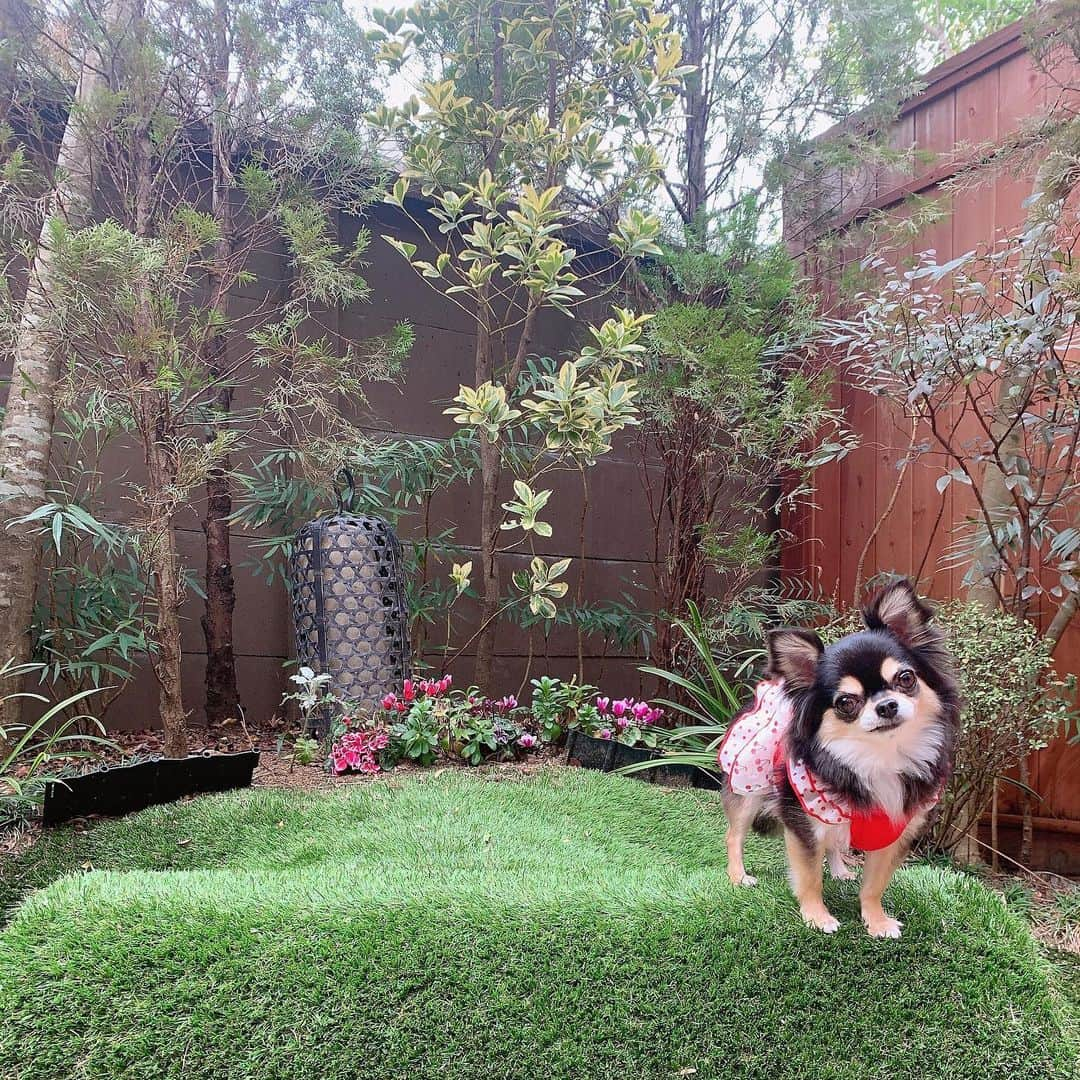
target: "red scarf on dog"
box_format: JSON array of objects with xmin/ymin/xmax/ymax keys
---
[{"xmin": 717, "ymin": 679, "xmax": 938, "ymax": 851}]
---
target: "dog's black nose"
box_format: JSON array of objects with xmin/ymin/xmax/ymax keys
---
[{"xmin": 876, "ymin": 699, "xmax": 899, "ymax": 720}]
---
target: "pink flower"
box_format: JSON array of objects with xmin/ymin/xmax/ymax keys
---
[
  {"xmin": 329, "ymin": 726, "xmax": 389, "ymax": 776},
  {"xmin": 615, "ymin": 716, "xmax": 630, "ymax": 731},
  {"xmin": 381, "ymin": 693, "xmax": 398, "ymax": 710},
  {"xmin": 419, "ymin": 674, "xmax": 453, "ymax": 696},
  {"xmin": 596, "ymin": 696, "xmax": 610, "ymax": 714},
  {"xmin": 598, "ymin": 728, "xmax": 613, "ymax": 740},
  {"xmin": 646, "ymin": 707, "xmax": 664, "ymax": 725},
  {"xmin": 519, "ymin": 733, "xmax": 538, "ymax": 749},
  {"xmin": 611, "ymin": 698, "xmax": 631, "ymax": 719},
  {"xmin": 402, "ymin": 679, "xmax": 416, "ymax": 703},
  {"xmin": 495, "ymin": 695, "xmax": 518, "ymax": 713},
  {"xmin": 632, "ymin": 701, "xmax": 652, "ymax": 721}
]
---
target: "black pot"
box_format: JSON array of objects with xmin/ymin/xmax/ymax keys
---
[
  {"xmin": 610, "ymin": 741, "xmax": 657, "ymax": 778},
  {"xmin": 43, "ymin": 751, "xmax": 260, "ymax": 825},
  {"xmin": 565, "ymin": 729, "xmax": 617, "ymax": 771},
  {"xmin": 565, "ymin": 730, "xmax": 660, "ymax": 782}
]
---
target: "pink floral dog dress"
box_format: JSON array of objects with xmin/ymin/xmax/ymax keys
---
[{"xmin": 717, "ymin": 679, "xmax": 938, "ymax": 851}]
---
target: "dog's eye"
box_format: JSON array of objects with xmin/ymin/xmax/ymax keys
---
[
  {"xmin": 833, "ymin": 694, "xmax": 860, "ymax": 718},
  {"xmin": 895, "ymin": 669, "xmax": 917, "ymax": 692}
]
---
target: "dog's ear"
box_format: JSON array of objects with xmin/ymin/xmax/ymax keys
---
[
  {"xmin": 767, "ymin": 628, "xmax": 824, "ymax": 690},
  {"xmin": 861, "ymin": 578, "xmax": 936, "ymax": 649}
]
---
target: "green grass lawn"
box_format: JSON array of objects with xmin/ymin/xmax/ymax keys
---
[{"xmin": 1, "ymin": 769, "xmax": 1075, "ymax": 1080}]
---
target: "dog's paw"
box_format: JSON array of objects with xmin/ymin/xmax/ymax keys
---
[
  {"xmin": 829, "ymin": 866, "xmax": 858, "ymax": 882},
  {"xmin": 727, "ymin": 871, "xmax": 758, "ymax": 887},
  {"xmin": 802, "ymin": 908, "xmax": 840, "ymax": 934},
  {"xmin": 864, "ymin": 915, "xmax": 903, "ymax": 939}
]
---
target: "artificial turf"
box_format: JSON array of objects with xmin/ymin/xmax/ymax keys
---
[{"xmin": 0, "ymin": 769, "xmax": 1075, "ymax": 1080}]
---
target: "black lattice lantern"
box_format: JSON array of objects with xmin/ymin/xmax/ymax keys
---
[{"xmin": 289, "ymin": 479, "xmax": 410, "ymax": 736}]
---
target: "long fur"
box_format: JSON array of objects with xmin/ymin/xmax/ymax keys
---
[{"xmin": 721, "ymin": 578, "xmax": 961, "ymax": 935}]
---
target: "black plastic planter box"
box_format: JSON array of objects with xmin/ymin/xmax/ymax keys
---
[
  {"xmin": 565, "ymin": 730, "xmax": 656, "ymax": 782},
  {"xmin": 566, "ymin": 729, "xmax": 722, "ymax": 791},
  {"xmin": 42, "ymin": 751, "xmax": 260, "ymax": 825}
]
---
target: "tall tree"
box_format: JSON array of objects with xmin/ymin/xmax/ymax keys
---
[
  {"xmin": 627, "ymin": 0, "xmax": 924, "ymax": 665},
  {"xmin": 0, "ymin": 0, "xmax": 128, "ymax": 725},
  {"xmin": 160, "ymin": 0, "xmax": 389, "ymax": 723},
  {"xmin": 368, "ymin": 0, "xmax": 687, "ymax": 691},
  {"xmin": 1, "ymin": 0, "xmax": 406, "ymax": 753}
]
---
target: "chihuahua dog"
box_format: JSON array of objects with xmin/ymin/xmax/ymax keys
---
[{"xmin": 718, "ymin": 579, "xmax": 959, "ymax": 938}]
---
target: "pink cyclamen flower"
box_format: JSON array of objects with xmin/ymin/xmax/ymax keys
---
[
  {"xmin": 598, "ymin": 728, "xmax": 613, "ymax": 740},
  {"xmin": 402, "ymin": 679, "xmax": 416, "ymax": 703},
  {"xmin": 632, "ymin": 700, "xmax": 652, "ymax": 722},
  {"xmin": 595, "ymin": 696, "xmax": 610, "ymax": 715},
  {"xmin": 615, "ymin": 716, "xmax": 630, "ymax": 731},
  {"xmin": 518, "ymin": 732, "xmax": 538, "ymax": 749},
  {"xmin": 495, "ymin": 695, "xmax": 517, "ymax": 713},
  {"xmin": 611, "ymin": 698, "xmax": 630, "ymax": 719},
  {"xmin": 646, "ymin": 707, "xmax": 664, "ymax": 725},
  {"xmin": 381, "ymin": 693, "xmax": 398, "ymax": 710}
]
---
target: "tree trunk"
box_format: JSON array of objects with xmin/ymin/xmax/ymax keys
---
[
  {"xmin": 471, "ymin": 299, "xmax": 499, "ymax": 692},
  {"xmin": 143, "ymin": 465, "xmax": 189, "ymax": 758},
  {"xmin": 0, "ymin": 6, "xmax": 115, "ymax": 724},
  {"xmin": 200, "ymin": 0, "xmax": 240, "ymax": 725},
  {"xmin": 680, "ymin": 0, "xmax": 707, "ymax": 226},
  {"xmin": 129, "ymin": 8, "xmax": 187, "ymax": 756},
  {"xmin": 202, "ymin": 385, "xmax": 239, "ymax": 725}
]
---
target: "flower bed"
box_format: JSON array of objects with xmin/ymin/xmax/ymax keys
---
[{"xmin": 316, "ymin": 673, "xmax": 671, "ymax": 780}]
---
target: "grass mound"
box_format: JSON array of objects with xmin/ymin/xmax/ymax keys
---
[{"xmin": 1, "ymin": 770, "xmax": 1074, "ymax": 1080}]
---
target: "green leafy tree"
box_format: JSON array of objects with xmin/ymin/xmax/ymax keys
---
[
  {"xmin": 366, "ymin": 0, "xmax": 688, "ymax": 690},
  {"xmin": 638, "ymin": 209, "xmax": 854, "ymax": 667},
  {"xmin": 0, "ymin": 0, "xmax": 407, "ymax": 754}
]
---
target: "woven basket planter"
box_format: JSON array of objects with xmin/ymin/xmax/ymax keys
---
[{"xmin": 289, "ymin": 506, "xmax": 410, "ymax": 736}]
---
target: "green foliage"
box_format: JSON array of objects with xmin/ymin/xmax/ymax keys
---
[
  {"xmin": 640, "ymin": 212, "xmax": 853, "ymax": 668},
  {"xmin": 390, "ymin": 697, "xmax": 441, "ymax": 767},
  {"xmin": 912, "ymin": 0, "xmax": 1034, "ymax": 62},
  {"xmin": 834, "ymin": 218, "xmax": 1080, "ymax": 636},
  {"xmin": 527, "ymin": 675, "xmax": 598, "ymax": 744},
  {"xmin": 364, "ymin": 0, "xmax": 688, "ymax": 679},
  {"xmin": 529, "ymin": 675, "xmax": 568, "ymax": 744},
  {"xmin": 0, "ymin": 660, "xmax": 111, "ymax": 826},
  {"xmin": 291, "ymin": 737, "xmax": 320, "ymax": 768},
  {"xmin": 633, "ymin": 601, "xmax": 747, "ymax": 776},
  {"xmin": 1, "ymin": 773, "xmax": 1074, "ymax": 1079}
]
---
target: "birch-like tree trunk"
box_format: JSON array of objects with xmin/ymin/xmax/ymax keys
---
[{"xmin": 0, "ymin": 5, "xmax": 118, "ymax": 724}]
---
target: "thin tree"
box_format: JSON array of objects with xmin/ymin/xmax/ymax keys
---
[{"xmin": 0, "ymin": 0, "xmax": 128, "ymax": 725}]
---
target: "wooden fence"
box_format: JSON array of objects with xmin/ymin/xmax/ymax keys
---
[{"xmin": 783, "ymin": 18, "xmax": 1080, "ymax": 871}]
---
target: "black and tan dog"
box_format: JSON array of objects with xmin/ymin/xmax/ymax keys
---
[{"xmin": 718, "ymin": 579, "xmax": 959, "ymax": 938}]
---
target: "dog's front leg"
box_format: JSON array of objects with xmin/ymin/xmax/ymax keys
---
[
  {"xmin": 785, "ymin": 829, "xmax": 838, "ymax": 933},
  {"xmin": 859, "ymin": 815, "xmax": 923, "ymax": 939}
]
